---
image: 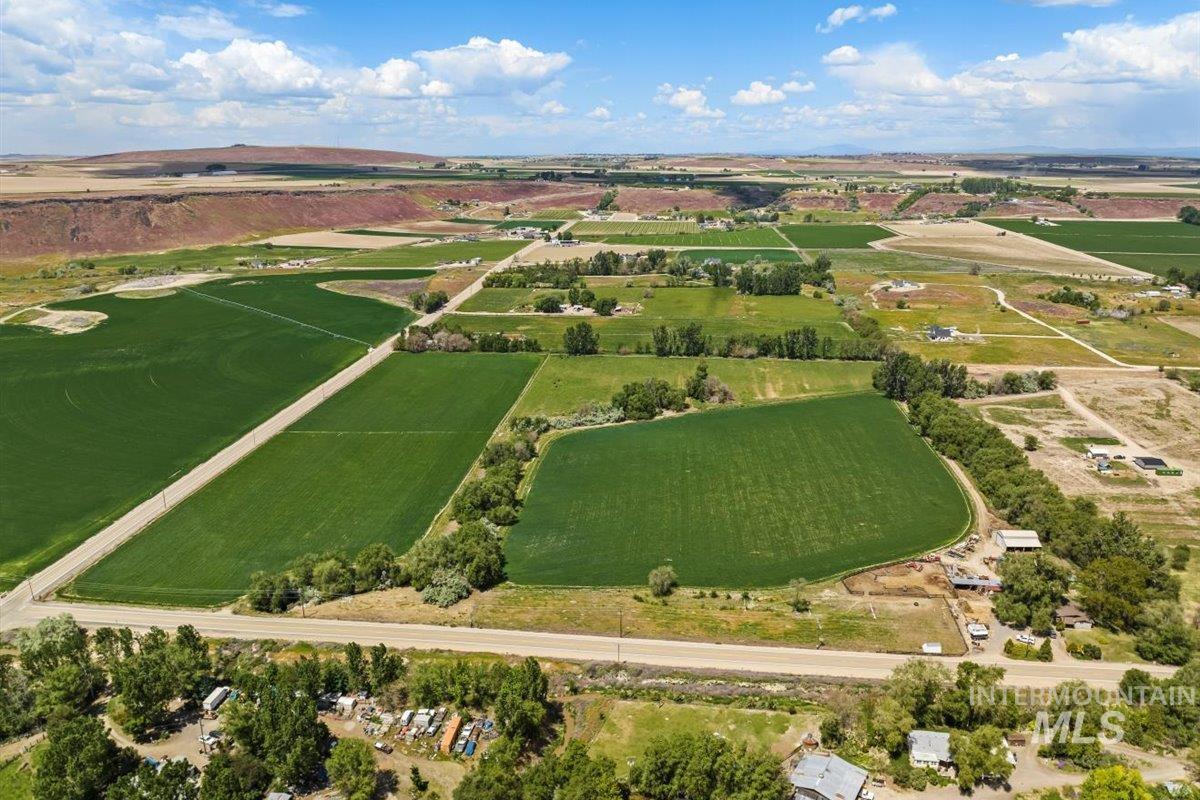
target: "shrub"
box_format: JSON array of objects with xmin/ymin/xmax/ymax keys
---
[
  {"xmin": 421, "ymin": 569, "xmax": 471, "ymax": 607},
  {"xmin": 648, "ymin": 566, "xmax": 678, "ymax": 597},
  {"xmin": 533, "ymin": 295, "xmax": 563, "ymax": 313}
]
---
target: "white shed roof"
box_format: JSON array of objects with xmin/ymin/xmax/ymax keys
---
[{"xmin": 994, "ymin": 529, "xmax": 1042, "ymax": 549}]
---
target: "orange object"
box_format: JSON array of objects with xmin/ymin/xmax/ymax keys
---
[{"xmin": 439, "ymin": 714, "xmax": 463, "ymax": 755}]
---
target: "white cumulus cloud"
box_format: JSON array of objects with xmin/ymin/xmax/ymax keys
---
[
  {"xmin": 822, "ymin": 45, "xmax": 862, "ymax": 65},
  {"xmin": 731, "ymin": 80, "xmax": 786, "ymax": 105},
  {"xmin": 655, "ymin": 83, "xmax": 724, "ymax": 118},
  {"xmin": 781, "ymin": 79, "xmax": 817, "ymax": 93},
  {"xmin": 817, "ymin": 4, "xmax": 897, "ymax": 33},
  {"xmin": 356, "ymin": 57, "xmax": 424, "ymax": 97},
  {"xmin": 539, "ymin": 99, "xmax": 567, "ymax": 115},
  {"xmin": 413, "ymin": 36, "xmax": 570, "ymax": 95},
  {"xmin": 994, "ymin": 53, "xmax": 1020, "ymax": 63},
  {"xmin": 177, "ymin": 38, "xmax": 326, "ymax": 98},
  {"xmin": 586, "ymin": 105, "xmax": 611, "ymax": 119}
]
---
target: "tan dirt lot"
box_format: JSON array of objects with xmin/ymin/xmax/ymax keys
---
[{"xmin": 256, "ymin": 231, "xmax": 425, "ymax": 248}]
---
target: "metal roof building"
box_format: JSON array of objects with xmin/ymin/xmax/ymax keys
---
[
  {"xmin": 992, "ymin": 529, "xmax": 1042, "ymax": 551},
  {"xmin": 789, "ymin": 753, "xmax": 868, "ymax": 800},
  {"xmin": 908, "ymin": 730, "xmax": 953, "ymax": 768}
]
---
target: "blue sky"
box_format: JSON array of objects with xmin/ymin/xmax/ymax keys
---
[{"xmin": 2, "ymin": 0, "xmax": 1197, "ymax": 155}]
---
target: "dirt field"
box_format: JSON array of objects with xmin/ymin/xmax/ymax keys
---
[
  {"xmin": 842, "ymin": 563, "xmax": 955, "ymax": 598},
  {"xmin": 1074, "ymin": 198, "xmax": 1191, "ymax": 219},
  {"xmin": 614, "ymin": 186, "xmax": 729, "ymax": 212},
  {"xmin": 857, "ymin": 193, "xmax": 904, "ymax": 213},
  {"xmin": 977, "ymin": 377, "xmax": 1200, "ymax": 541},
  {"xmin": 876, "ymin": 219, "xmax": 1132, "ymax": 275},
  {"xmin": 783, "ymin": 191, "xmax": 850, "ymax": 210},
  {"xmin": 317, "ymin": 277, "xmax": 428, "ymax": 306},
  {"xmin": 1158, "ymin": 315, "xmax": 1200, "ymax": 338},
  {"xmin": 515, "ymin": 242, "xmax": 652, "ymax": 262},
  {"xmin": 256, "ymin": 230, "xmax": 423, "ymax": 248},
  {"xmin": 982, "ymin": 197, "xmax": 1082, "ymax": 218}
]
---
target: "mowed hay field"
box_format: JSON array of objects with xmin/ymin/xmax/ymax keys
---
[
  {"xmin": 512, "ymin": 355, "xmax": 876, "ymax": 418},
  {"xmin": 986, "ymin": 219, "xmax": 1200, "ymax": 277},
  {"xmin": 329, "ymin": 239, "xmax": 527, "ymax": 268},
  {"xmin": 506, "ymin": 393, "xmax": 971, "ymax": 587},
  {"xmin": 69, "ymin": 353, "xmax": 541, "ymax": 605},
  {"xmin": 0, "ymin": 270, "xmax": 427, "ymax": 590}
]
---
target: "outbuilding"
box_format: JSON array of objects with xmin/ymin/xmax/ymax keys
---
[
  {"xmin": 789, "ymin": 753, "xmax": 868, "ymax": 800},
  {"xmin": 1085, "ymin": 445, "xmax": 1110, "ymax": 459},
  {"xmin": 203, "ymin": 686, "xmax": 230, "ymax": 715},
  {"xmin": 908, "ymin": 730, "xmax": 953, "ymax": 770},
  {"xmin": 1134, "ymin": 456, "xmax": 1167, "ymax": 471},
  {"xmin": 992, "ymin": 529, "xmax": 1042, "ymax": 552},
  {"xmin": 927, "ymin": 324, "xmax": 956, "ymax": 342},
  {"xmin": 336, "ymin": 696, "xmax": 357, "ymax": 717}
]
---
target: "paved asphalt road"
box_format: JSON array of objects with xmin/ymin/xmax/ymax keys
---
[{"xmin": 4, "ymin": 601, "xmax": 1176, "ymax": 689}]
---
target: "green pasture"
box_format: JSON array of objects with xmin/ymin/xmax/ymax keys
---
[
  {"xmin": 987, "ymin": 220, "xmax": 1200, "ymax": 277},
  {"xmin": 511, "ymin": 355, "xmax": 876, "ymax": 418},
  {"xmin": 69, "ymin": 353, "xmax": 541, "ymax": 605},
  {"xmin": 449, "ymin": 285, "xmax": 853, "ymax": 350},
  {"xmin": 0, "ymin": 270, "xmax": 427, "ymax": 589},
  {"xmin": 575, "ymin": 227, "xmax": 789, "ymax": 248},
  {"xmin": 678, "ymin": 248, "xmax": 800, "ymax": 263},
  {"xmin": 331, "ymin": 240, "xmax": 527, "ymax": 268},
  {"xmin": 1087, "ymin": 252, "xmax": 1200, "ymax": 277},
  {"xmin": 570, "ymin": 220, "xmax": 698, "ymax": 236},
  {"xmin": 778, "ymin": 224, "xmax": 891, "ymax": 249},
  {"xmin": 506, "ymin": 393, "xmax": 971, "ymax": 587}
]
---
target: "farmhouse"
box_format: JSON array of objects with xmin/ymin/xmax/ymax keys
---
[
  {"xmin": 1085, "ymin": 444, "xmax": 1110, "ymax": 459},
  {"xmin": 992, "ymin": 529, "xmax": 1042, "ymax": 552},
  {"xmin": 789, "ymin": 752, "xmax": 868, "ymax": 800},
  {"xmin": 1055, "ymin": 602, "xmax": 1093, "ymax": 630},
  {"xmin": 1133, "ymin": 456, "xmax": 1167, "ymax": 471},
  {"xmin": 908, "ymin": 730, "xmax": 953, "ymax": 770}
]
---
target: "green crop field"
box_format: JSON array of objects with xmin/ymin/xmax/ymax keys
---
[
  {"xmin": 69, "ymin": 352, "xmax": 541, "ymax": 605},
  {"xmin": 570, "ymin": 220, "xmax": 698, "ymax": 235},
  {"xmin": 449, "ymin": 285, "xmax": 854, "ymax": 350},
  {"xmin": 506, "ymin": 393, "xmax": 971, "ymax": 587},
  {"xmin": 495, "ymin": 220, "xmax": 564, "ymax": 231},
  {"xmin": 330, "ymin": 240, "xmax": 527, "ymax": 268},
  {"xmin": 778, "ymin": 224, "xmax": 891, "ymax": 249},
  {"xmin": 678, "ymin": 248, "xmax": 799, "ymax": 263},
  {"xmin": 575, "ymin": 227, "xmax": 789, "ymax": 248},
  {"xmin": 0, "ymin": 270, "xmax": 428, "ymax": 590},
  {"xmin": 512, "ymin": 355, "xmax": 876, "ymax": 418},
  {"xmin": 986, "ymin": 220, "xmax": 1200, "ymax": 276}
]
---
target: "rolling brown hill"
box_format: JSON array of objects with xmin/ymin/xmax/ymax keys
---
[
  {"xmin": 0, "ymin": 188, "xmax": 437, "ymax": 259},
  {"xmin": 70, "ymin": 145, "xmax": 445, "ymax": 166}
]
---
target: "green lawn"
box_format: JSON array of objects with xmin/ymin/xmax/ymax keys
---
[
  {"xmin": 330, "ymin": 240, "xmax": 527, "ymax": 268},
  {"xmin": 986, "ymin": 220, "xmax": 1200, "ymax": 277},
  {"xmin": 512, "ymin": 355, "xmax": 876, "ymax": 417},
  {"xmin": 0, "ymin": 757, "xmax": 33, "ymax": 800},
  {"xmin": 0, "ymin": 270, "xmax": 427, "ymax": 589},
  {"xmin": 678, "ymin": 248, "xmax": 800, "ymax": 263},
  {"xmin": 448, "ymin": 286, "xmax": 854, "ymax": 351},
  {"xmin": 69, "ymin": 352, "xmax": 541, "ymax": 605},
  {"xmin": 506, "ymin": 393, "xmax": 971, "ymax": 587},
  {"xmin": 495, "ymin": 220, "xmax": 564, "ymax": 231},
  {"xmin": 778, "ymin": 224, "xmax": 891, "ymax": 249},
  {"xmin": 576, "ymin": 227, "xmax": 789, "ymax": 248}
]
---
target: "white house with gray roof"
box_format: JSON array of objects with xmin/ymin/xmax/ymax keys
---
[{"xmin": 908, "ymin": 730, "xmax": 953, "ymax": 769}]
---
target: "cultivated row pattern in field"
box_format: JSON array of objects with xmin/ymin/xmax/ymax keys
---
[
  {"xmin": 0, "ymin": 270, "xmax": 428, "ymax": 589},
  {"xmin": 68, "ymin": 353, "xmax": 541, "ymax": 605},
  {"xmin": 505, "ymin": 393, "xmax": 971, "ymax": 587}
]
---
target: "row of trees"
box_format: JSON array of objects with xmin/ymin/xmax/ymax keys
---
[
  {"xmin": 247, "ymin": 542, "xmax": 403, "ymax": 612},
  {"xmin": 1041, "ymin": 285, "xmax": 1101, "ymax": 312},
  {"xmin": 405, "ymin": 321, "xmax": 543, "ymax": 354}
]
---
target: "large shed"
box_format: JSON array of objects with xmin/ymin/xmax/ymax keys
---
[
  {"xmin": 992, "ymin": 529, "xmax": 1042, "ymax": 552},
  {"xmin": 789, "ymin": 752, "xmax": 868, "ymax": 800}
]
